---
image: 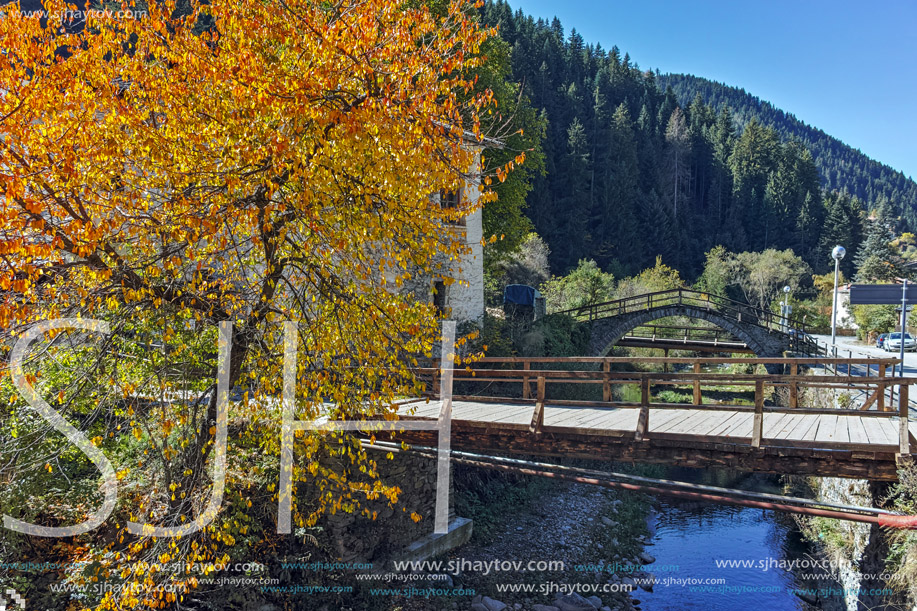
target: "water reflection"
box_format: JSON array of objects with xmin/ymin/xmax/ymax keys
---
[{"xmin": 637, "ymin": 470, "xmax": 816, "ymax": 611}]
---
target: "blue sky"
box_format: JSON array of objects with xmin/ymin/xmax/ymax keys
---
[{"xmin": 510, "ymin": 0, "xmax": 917, "ymax": 180}]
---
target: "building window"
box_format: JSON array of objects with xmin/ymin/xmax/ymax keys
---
[
  {"xmin": 439, "ymin": 188, "xmax": 465, "ymax": 226},
  {"xmin": 440, "ymin": 188, "xmax": 461, "ymax": 209},
  {"xmin": 432, "ymin": 280, "xmax": 447, "ymax": 315}
]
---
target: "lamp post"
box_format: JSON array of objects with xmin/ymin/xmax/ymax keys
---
[
  {"xmin": 831, "ymin": 245, "xmax": 846, "ymax": 351},
  {"xmin": 782, "ymin": 285, "xmax": 791, "ymax": 331}
]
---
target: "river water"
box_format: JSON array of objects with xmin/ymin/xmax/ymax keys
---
[{"xmin": 637, "ymin": 469, "xmax": 818, "ymax": 611}]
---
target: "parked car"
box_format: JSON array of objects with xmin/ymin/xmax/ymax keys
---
[
  {"xmin": 876, "ymin": 333, "xmax": 888, "ymax": 349},
  {"xmin": 884, "ymin": 332, "xmax": 916, "ymax": 352},
  {"xmin": 788, "ymin": 329, "xmax": 813, "ymax": 342}
]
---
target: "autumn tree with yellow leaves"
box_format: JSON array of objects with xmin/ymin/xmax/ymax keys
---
[{"xmin": 0, "ymin": 0, "xmax": 514, "ymax": 607}]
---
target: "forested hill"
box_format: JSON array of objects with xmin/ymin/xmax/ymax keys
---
[
  {"xmin": 656, "ymin": 73, "xmax": 917, "ymax": 226},
  {"xmin": 480, "ymin": 1, "xmax": 914, "ymax": 281}
]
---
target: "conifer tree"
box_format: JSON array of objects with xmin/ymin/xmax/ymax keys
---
[{"xmin": 854, "ymin": 220, "xmax": 903, "ymax": 282}]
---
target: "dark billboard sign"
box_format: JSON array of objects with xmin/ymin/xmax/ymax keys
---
[{"xmin": 849, "ymin": 284, "xmax": 917, "ymax": 305}]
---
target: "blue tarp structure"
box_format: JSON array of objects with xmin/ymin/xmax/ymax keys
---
[{"xmin": 503, "ymin": 284, "xmax": 540, "ymax": 307}]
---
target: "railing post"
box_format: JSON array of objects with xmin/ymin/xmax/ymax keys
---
[
  {"xmin": 529, "ymin": 375, "xmax": 546, "ymax": 434},
  {"xmin": 879, "ymin": 364, "xmax": 887, "ymax": 411},
  {"xmin": 693, "ymin": 362, "xmax": 702, "ymax": 405},
  {"xmin": 899, "ymin": 383, "xmax": 910, "ymax": 455},
  {"xmin": 522, "ymin": 361, "xmax": 531, "ymax": 399},
  {"xmin": 602, "ymin": 359, "xmax": 611, "ymax": 402},
  {"xmin": 636, "ymin": 375, "xmax": 650, "ymax": 441},
  {"xmin": 752, "ymin": 379, "xmax": 765, "ymax": 448},
  {"xmin": 789, "ymin": 363, "xmax": 798, "ymax": 408}
]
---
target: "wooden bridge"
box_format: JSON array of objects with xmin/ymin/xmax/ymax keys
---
[
  {"xmin": 618, "ymin": 324, "xmax": 753, "ymax": 354},
  {"xmin": 378, "ymin": 356, "xmax": 916, "ymax": 481}
]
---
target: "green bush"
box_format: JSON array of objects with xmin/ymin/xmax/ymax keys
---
[{"xmin": 656, "ymin": 389, "xmax": 693, "ymax": 403}]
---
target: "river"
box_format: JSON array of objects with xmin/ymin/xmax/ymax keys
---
[{"xmin": 637, "ymin": 469, "xmax": 820, "ymax": 611}]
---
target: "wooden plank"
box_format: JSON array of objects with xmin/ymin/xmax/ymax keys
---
[
  {"xmin": 878, "ymin": 364, "xmax": 886, "ymax": 411},
  {"xmin": 789, "ymin": 363, "xmax": 798, "ymax": 408},
  {"xmin": 659, "ymin": 409, "xmax": 723, "ymax": 437},
  {"xmin": 752, "ymin": 380, "xmax": 764, "ymax": 448},
  {"xmin": 398, "ymin": 400, "xmax": 442, "ymax": 418},
  {"xmin": 762, "ymin": 412, "xmax": 794, "ymax": 439},
  {"xmin": 454, "ymin": 401, "xmax": 545, "ymax": 423},
  {"xmin": 693, "ymin": 362, "xmax": 702, "ymax": 405},
  {"xmin": 784, "ymin": 413, "xmax": 821, "ymax": 442},
  {"xmin": 717, "ymin": 412, "xmax": 753, "ymax": 439},
  {"xmin": 814, "ymin": 414, "xmax": 840, "ymax": 444},
  {"xmin": 529, "ymin": 403, "xmax": 544, "ymax": 434},
  {"xmin": 847, "ymin": 416, "xmax": 870, "ymax": 446},
  {"xmin": 603, "ymin": 360, "xmax": 611, "ymax": 402},
  {"xmin": 834, "ymin": 416, "xmax": 851, "ymax": 445},
  {"xmin": 772, "ymin": 414, "xmax": 804, "ymax": 440},
  {"xmin": 859, "ymin": 387, "xmax": 880, "ymax": 411},
  {"xmin": 452, "ymin": 401, "xmax": 520, "ymax": 422},
  {"xmin": 635, "ymin": 377, "xmax": 650, "ymax": 441},
  {"xmin": 552, "ymin": 408, "xmax": 626, "ymax": 432},
  {"xmin": 645, "ymin": 408, "xmax": 690, "ymax": 433},
  {"xmin": 587, "ymin": 408, "xmax": 640, "ymax": 432},
  {"xmin": 862, "ymin": 416, "xmax": 895, "ymax": 447},
  {"xmin": 705, "ymin": 411, "xmax": 746, "ymax": 437},
  {"xmin": 682, "ymin": 408, "xmax": 732, "ymax": 437},
  {"xmin": 546, "ymin": 406, "xmax": 612, "ymax": 428},
  {"xmin": 485, "ymin": 404, "xmax": 544, "ymax": 425},
  {"xmin": 560, "ymin": 410, "xmax": 640, "ymax": 435},
  {"xmin": 581, "ymin": 406, "xmax": 637, "ymax": 427},
  {"xmin": 652, "ymin": 409, "xmax": 705, "ymax": 434}
]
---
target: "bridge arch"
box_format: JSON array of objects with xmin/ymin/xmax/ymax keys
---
[{"xmin": 588, "ymin": 304, "xmax": 788, "ymax": 358}]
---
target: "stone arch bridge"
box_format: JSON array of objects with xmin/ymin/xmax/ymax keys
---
[{"xmin": 557, "ymin": 288, "xmax": 820, "ymax": 358}]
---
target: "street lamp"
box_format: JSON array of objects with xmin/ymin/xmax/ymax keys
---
[
  {"xmin": 831, "ymin": 245, "xmax": 846, "ymax": 349},
  {"xmin": 782, "ymin": 285, "xmax": 791, "ymax": 331}
]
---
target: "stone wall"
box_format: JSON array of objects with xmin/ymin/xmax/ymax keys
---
[
  {"xmin": 446, "ymin": 150, "xmax": 485, "ymax": 324},
  {"xmin": 798, "ymin": 476, "xmax": 911, "ymax": 611},
  {"xmin": 319, "ymin": 450, "xmax": 456, "ymax": 563}
]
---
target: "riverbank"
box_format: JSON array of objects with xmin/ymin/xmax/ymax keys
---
[
  {"xmin": 394, "ymin": 465, "xmax": 656, "ymax": 611},
  {"xmin": 422, "ymin": 467, "xmax": 860, "ymax": 611}
]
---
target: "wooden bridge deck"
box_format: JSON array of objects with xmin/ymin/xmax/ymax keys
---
[
  {"xmin": 382, "ymin": 398, "xmax": 915, "ymax": 481},
  {"xmin": 369, "ymin": 356, "xmax": 917, "ymax": 481},
  {"xmin": 396, "ymin": 398, "xmax": 915, "ymax": 451}
]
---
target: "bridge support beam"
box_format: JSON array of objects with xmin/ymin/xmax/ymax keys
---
[{"xmin": 382, "ymin": 429, "xmax": 901, "ymax": 481}]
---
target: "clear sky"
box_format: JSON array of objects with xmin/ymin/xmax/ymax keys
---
[{"xmin": 509, "ymin": 0, "xmax": 917, "ymax": 180}]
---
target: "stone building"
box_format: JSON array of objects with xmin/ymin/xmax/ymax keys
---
[{"xmin": 426, "ymin": 135, "xmax": 499, "ymax": 325}]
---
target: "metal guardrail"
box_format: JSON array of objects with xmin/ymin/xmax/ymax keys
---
[{"xmin": 821, "ymin": 342, "xmax": 917, "ymax": 410}]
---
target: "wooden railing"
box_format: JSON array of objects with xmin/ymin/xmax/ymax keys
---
[
  {"xmin": 424, "ymin": 355, "xmax": 913, "ymax": 454},
  {"xmin": 622, "ymin": 324, "xmax": 744, "ymax": 345}
]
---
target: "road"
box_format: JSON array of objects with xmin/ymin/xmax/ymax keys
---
[
  {"xmin": 811, "ymin": 334, "xmax": 917, "ymax": 376},
  {"xmin": 811, "ymin": 334, "xmax": 917, "ymax": 412}
]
